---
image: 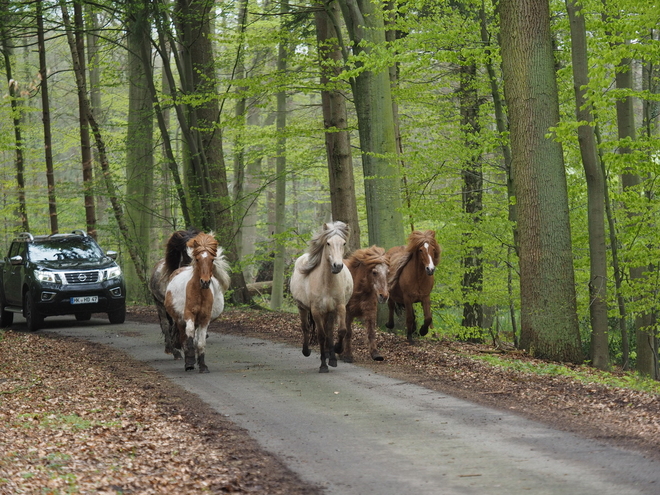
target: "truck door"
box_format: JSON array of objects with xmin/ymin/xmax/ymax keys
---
[{"xmin": 4, "ymin": 242, "xmax": 25, "ymax": 306}]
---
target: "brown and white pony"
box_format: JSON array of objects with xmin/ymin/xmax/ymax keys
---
[
  {"xmin": 162, "ymin": 231, "xmax": 230, "ymax": 372},
  {"xmin": 385, "ymin": 230, "xmax": 441, "ymax": 343},
  {"xmin": 150, "ymin": 228, "xmax": 201, "ymax": 359},
  {"xmin": 335, "ymin": 246, "xmax": 389, "ymax": 362},
  {"xmin": 289, "ymin": 221, "xmax": 354, "ymax": 373}
]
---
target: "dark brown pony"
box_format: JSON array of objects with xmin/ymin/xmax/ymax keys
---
[
  {"xmin": 385, "ymin": 230, "xmax": 441, "ymax": 343},
  {"xmin": 335, "ymin": 246, "xmax": 389, "ymax": 362},
  {"xmin": 149, "ymin": 228, "xmax": 201, "ymax": 359}
]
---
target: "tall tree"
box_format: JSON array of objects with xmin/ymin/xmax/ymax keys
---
[
  {"xmin": 315, "ymin": 0, "xmax": 361, "ymax": 252},
  {"xmin": 565, "ymin": 0, "xmax": 609, "ymax": 370},
  {"xmin": 270, "ymin": 0, "xmax": 289, "ymax": 310},
  {"xmin": 36, "ymin": 0, "xmax": 58, "ymax": 234},
  {"xmin": 1, "ymin": 0, "xmax": 28, "ymax": 232},
  {"xmin": 499, "ymin": 0, "xmax": 583, "ymax": 363},
  {"xmin": 125, "ymin": 0, "xmax": 154, "ymax": 303},
  {"xmin": 337, "ymin": 0, "xmax": 404, "ymax": 249}
]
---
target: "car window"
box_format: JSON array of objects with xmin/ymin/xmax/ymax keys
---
[
  {"xmin": 27, "ymin": 238, "xmax": 105, "ymax": 262},
  {"xmin": 8, "ymin": 242, "xmax": 21, "ymax": 258}
]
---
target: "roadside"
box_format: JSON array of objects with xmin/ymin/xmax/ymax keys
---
[{"xmin": 2, "ymin": 305, "xmax": 659, "ymax": 494}]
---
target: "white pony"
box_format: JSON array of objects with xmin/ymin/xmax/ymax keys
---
[{"xmin": 290, "ymin": 221, "xmax": 354, "ymax": 372}]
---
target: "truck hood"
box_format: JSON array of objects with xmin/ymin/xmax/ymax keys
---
[{"xmin": 34, "ymin": 259, "xmax": 118, "ymax": 271}]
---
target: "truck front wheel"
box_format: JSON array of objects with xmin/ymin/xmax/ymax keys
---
[{"xmin": 25, "ymin": 292, "xmax": 43, "ymax": 332}]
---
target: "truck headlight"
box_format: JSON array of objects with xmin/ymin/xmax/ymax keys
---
[
  {"xmin": 36, "ymin": 271, "xmax": 57, "ymax": 283},
  {"xmin": 105, "ymin": 266, "xmax": 122, "ymax": 281}
]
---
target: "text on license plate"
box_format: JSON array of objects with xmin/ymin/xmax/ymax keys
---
[{"xmin": 71, "ymin": 296, "xmax": 98, "ymax": 305}]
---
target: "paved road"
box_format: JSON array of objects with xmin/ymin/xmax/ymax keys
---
[{"xmin": 25, "ymin": 316, "xmax": 660, "ymax": 495}]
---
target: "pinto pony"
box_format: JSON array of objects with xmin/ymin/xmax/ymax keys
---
[
  {"xmin": 150, "ymin": 228, "xmax": 201, "ymax": 359},
  {"xmin": 335, "ymin": 246, "xmax": 389, "ymax": 362},
  {"xmin": 161, "ymin": 231, "xmax": 230, "ymax": 372},
  {"xmin": 289, "ymin": 222, "xmax": 353, "ymax": 373},
  {"xmin": 385, "ymin": 230, "xmax": 441, "ymax": 343}
]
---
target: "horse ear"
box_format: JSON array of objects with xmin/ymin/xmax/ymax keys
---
[{"xmin": 322, "ymin": 223, "xmax": 330, "ymax": 231}]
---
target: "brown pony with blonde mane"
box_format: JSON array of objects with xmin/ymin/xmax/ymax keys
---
[
  {"xmin": 335, "ymin": 246, "xmax": 389, "ymax": 362},
  {"xmin": 161, "ymin": 231, "xmax": 230, "ymax": 372},
  {"xmin": 385, "ymin": 230, "xmax": 441, "ymax": 343}
]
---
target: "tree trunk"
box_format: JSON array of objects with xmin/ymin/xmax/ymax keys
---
[
  {"xmin": 270, "ymin": 0, "xmax": 289, "ymax": 310},
  {"xmin": 125, "ymin": 0, "xmax": 155, "ymax": 303},
  {"xmin": 338, "ymin": 0, "xmax": 404, "ymax": 250},
  {"xmin": 0, "ymin": 0, "xmax": 28, "ymax": 232},
  {"xmin": 499, "ymin": 0, "xmax": 583, "ymax": 363},
  {"xmin": 36, "ymin": 0, "xmax": 58, "ymax": 234},
  {"xmin": 565, "ymin": 0, "xmax": 609, "ymax": 370},
  {"xmin": 458, "ymin": 61, "xmax": 484, "ymax": 332},
  {"xmin": 315, "ymin": 0, "xmax": 361, "ymax": 253}
]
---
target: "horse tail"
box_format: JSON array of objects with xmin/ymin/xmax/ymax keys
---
[
  {"xmin": 164, "ymin": 227, "xmax": 201, "ymax": 272},
  {"xmin": 213, "ymin": 247, "xmax": 232, "ymax": 292},
  {"xmin": 392, "ymin": 302, "xmax": 405, "ymax": 317}
]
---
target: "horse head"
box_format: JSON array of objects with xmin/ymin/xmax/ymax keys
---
[
  {"xmin": 324, "ymin": 223, "xmax": 348, "ymax": 274},
  {"xmin": 360, "ymin": 246, "xmax": 389, "ymax": 303},
  {"xmin": 409, "ymin": 230, "xmax": 441, "ymax": 277},
  {"xmin": 187, "ymin": 232, "xmax": 218, "ymax": 290}
]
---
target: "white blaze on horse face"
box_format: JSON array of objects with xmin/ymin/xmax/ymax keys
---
[
  {"xmin": 327, "ymin": 237, "xmax": 345, "ymax": 274},
  {"xmin": 423, "ymin": 242, "xmax": 435, "ymax": 275}
]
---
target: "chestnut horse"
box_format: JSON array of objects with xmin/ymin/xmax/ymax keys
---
[
  {"xmin": 150, "ymin": 228, "xmax": 201, "ymax": 359},
  {"xmin": 289, "ymin": 222, "xmax": 353, "ymax": 373},
  {"xmin": 335, "ymin": 246, "xmax": 389, "ymax": 362},
  {"xmin": 385, "ymin": 230, "xmax": 441, "ymax": 343},
  {"xmin": 163, "ymin": 232, "xmax": 231, "ymax": 372}
]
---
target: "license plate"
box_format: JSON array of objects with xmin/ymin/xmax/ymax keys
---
[{"xmin": 71, "ymin": 296, "xmax": 98, "ymax": 305}]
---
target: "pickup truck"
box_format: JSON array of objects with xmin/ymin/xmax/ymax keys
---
[{"xmin": 0, "ymin": 230, "xmax": 126, "ymax": 331}]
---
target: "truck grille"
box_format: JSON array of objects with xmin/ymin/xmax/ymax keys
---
[{"xmin": 64, "ymin": 271, "xmax": 99, "ymax": 284}]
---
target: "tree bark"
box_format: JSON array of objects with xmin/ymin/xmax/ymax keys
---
[
  {"xmin": 566, "ymin": 0, "xmax": 609, "ymax": 370},
  {"xmin": 315, "ymin": 0, "xmax": 361, "ymax": 253},
  {"xmin": 337, "ymin": 0, "xmax": 404, "ymax": 250},
  {"xmin": 499, "ymin": 0, "xmax": 583, "ymax": 363}
]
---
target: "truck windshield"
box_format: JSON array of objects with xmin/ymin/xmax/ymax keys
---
[{"xmin": 27, "ymin": 239, "xmax": 105, "ymax": 262}]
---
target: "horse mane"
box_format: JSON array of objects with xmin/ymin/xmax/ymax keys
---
[
  {"xmin": 346, "ymin": 245, "xmax": 388, "ymax": 271},
  {"xmin": 389, "ymin": 230, "xmax": 440, "ymax": 286},
  {"xmin": 164, "ymin": 227, "xmax": 201, "ymax": 273},
  {"xmin": 299, "ymin": 221, "xmax": 350, "ymax": 275},
  {"xmin": 186, "ymin": 232, "xmax": 232, "ymax": 292}
]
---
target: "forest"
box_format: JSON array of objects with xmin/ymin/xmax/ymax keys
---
[{"xmin": 0, "ymin": 0, "xmax": 658, "ymax": 378}]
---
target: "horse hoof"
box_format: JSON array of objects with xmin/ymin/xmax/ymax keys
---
[
  {"xmin": 173, "ymin": 350, "xmax": 182, "ymax": 360},
  {"xmin": 329, "ymin": 358, "xmax": 338, "ymax": 367},
  {"xmin": 199, "ymin": 366, "xmax": 209, "ymax": 374},
  {"xmin": 302, "ymin": 347, "xmax": 311, "ymax": 357},
  {"xmin": 371, "ymin": 353, "xmax": 384, "ymax": 361},
  {"xmin": 185, "ymin": 365, "xmax": 195, "ymax": 371},
  {"xmin": 334, "ymin": 342, "xmax": 343, "ymax": 354},
  {"xmin": 342, "ymin": 355, "xmax": 354, "ymax": 363},
  {"xmin": 385, "ymin": 322, "xmax": 394, "ymax": 330},
  {"xmin": 319, "ymin": 365, "xmax": 329, "ymax": 373},
  {"xmin": 419, "ymin": 326, "xmax": 429, "ymax": 337}
]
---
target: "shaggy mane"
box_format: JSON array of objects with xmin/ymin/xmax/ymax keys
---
[
  {"xmin": 164, "ymin": 227, "xmax": 201, "ymax": 273},
  {"xmin": 299, "ymin": 221, "xmax": 350, "ymax": 275},
  {"xmin": 346, "ymin": 245, "xmax": 388, "ymax": 271}
]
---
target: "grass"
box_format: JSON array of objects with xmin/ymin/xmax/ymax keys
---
[{"xmin": 471, "ymin": 353, "xmax": 660, "ymax": 395}]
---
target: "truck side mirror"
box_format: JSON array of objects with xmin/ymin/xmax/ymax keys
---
[
  {"xmin": 106, "ymin": 250, "xmax": 118, "ymax": 260},
  {"xmin": 10, "ymin": 255, "xmax": 23, "ymax": 265}
]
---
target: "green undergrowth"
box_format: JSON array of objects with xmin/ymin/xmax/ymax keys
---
[{"xmin": 470, "ymin": 353, "xmax": 660, "ymax": 395}]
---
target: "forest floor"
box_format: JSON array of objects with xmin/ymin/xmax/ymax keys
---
[{"xmin": 1, "ymin": 305, "xmax": 659, "ymax": 493}]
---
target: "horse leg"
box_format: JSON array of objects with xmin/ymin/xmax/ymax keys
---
[
  {"xmin": 167, "ymin": 317, "xmax": 182, "ymax": 360},
  {"xmin": 385, "ymin": 300, "xmax": 395, "ymax": 330},
  {"xmin": 419, "ymin": 297, "xmax": 432, "ymax": 337},
  {"xmin": 366, "ymin": 316, "xmax": 383, "ymax": 361},
  {"xmin": 196, "ymin": 324, "xmax": 210, "ymax": 373},
  {"xmin": 405, "ymin": 302, "xmax": 417, "ymax": 344},
  {"xmin": 326, "ymin": 312, "xmax": 338, "ymax": 368},
  {"xmin": 183, "ymin": 319, "xmax": 196, "ymax": 371},
  {"xmin": 337, "ymin": 314, "xmax": 354, "ymax": 363},
  {"xmin": 298, "ymin": 308, "xmax": 311, "ymax": 357}
]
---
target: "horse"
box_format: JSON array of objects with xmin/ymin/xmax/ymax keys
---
[
  {"xmin": 163, "ymin": 231, "xmax": 231, "ymax": 372},
  {"xmin": 335, "ymin": 246, "xmax": 389, "ymax": 362},
  {"xmin": 385, "ymin": 230, "xmax": 441, "ymax": 344},
  {"xmin": 149, "ymin": 228, "xmax": 201, "ymax": 359},
  {"xmin": 289, "ymin": 221, "xmax": 354, "ymax": 373}
]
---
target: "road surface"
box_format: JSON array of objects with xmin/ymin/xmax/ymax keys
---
[{"xmin": 24, "ymin": 316, "xmax": 660, "ymax": 495}]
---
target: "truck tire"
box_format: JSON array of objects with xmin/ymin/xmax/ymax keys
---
[
  {"xmin": 0, "ymin": 305, "xmax": 13, "ymax": 327},
  {"xmin": 108, "ymin": 304, "xmax": 126, "ymax": 324},
  {"xmin": 25, "ymin": 292, "xmax": 43, "ymax": 332}
]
